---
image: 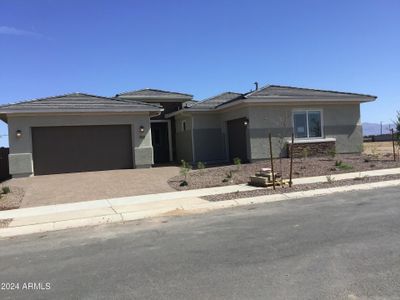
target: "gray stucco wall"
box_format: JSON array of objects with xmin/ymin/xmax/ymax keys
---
[
  {"xmin": 7, "ymin": 113, "xmax": 153, "ymax": 177},
  {"xmin": 192, "ymin": 113, "xmax": 226, "ymax": 163},
  {"xmin": 247, "ymin": 103, "xmax": 362, "ymax": 159},
  {"xmin": 175, "ymin": 102, "xmax": 362, "ymax": 164},
  {"xmin": 175, "ymin": 115, "xmax": 193, "ymax": 162}
]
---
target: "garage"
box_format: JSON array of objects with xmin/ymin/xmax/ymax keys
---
[{"xmin": 32, "ymin": 125, "xmax": 133, "ymax": 175}]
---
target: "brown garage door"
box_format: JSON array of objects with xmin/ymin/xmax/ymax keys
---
[{"xmin": 32, "ymin": 125, "xmax": 133, "ymax": 175}]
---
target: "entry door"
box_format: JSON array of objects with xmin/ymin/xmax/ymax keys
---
[
  {"xmin": 151, "ymin": 122, "xmax": 170, "ymax": 164},
  {"xmin": 227, "ymin": 118, "xmax": 248, "ymax": 162}
]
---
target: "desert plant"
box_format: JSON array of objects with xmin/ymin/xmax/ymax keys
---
[
  {"xmin": 197, "ymin": 161, "xmax": 205, "ymax": 171},
  {"xmin": 327, "ymin": 147, "xmax": 336, "ymax": 159},
  {"xmin": 326, "ymin": 175, "xmax": 335, "ymax": 184},
  {"xmin": 233, "ymin": 157, "xmax": 241, "ymax": 170},
  {"xmin": 302, "ymin": 147, "xmax": 309, "ymax": 160},
  {"xmin": 1, "ymin": 186, "xmax": 10, "ymax": 194},
  {"xmin": 335, "ymin": 160, "xmax": 353, "ymax": 170},
  {"xmin": 179, "ymin": 160, "xmax": 192, "ymax": 186},
  {"xmin": 354, "ymin": 173, "xmax": 368, "ymax": 181},
  {"xmin": 222, "ymin": 171, "xmax": 234, "ymax": 183}
]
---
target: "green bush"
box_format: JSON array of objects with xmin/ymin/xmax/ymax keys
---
[
  {"xmin": 335, "ymin": 160, "xmax": 353, "ymax": 170},
  {"xmin": 1, "ymin": 186, "xmax": 10, "ymax": 194},
  {"xmin": 233, "ymin": 157, "xmax": 241, "ymax": 170},
  {"xmin": 197, "ymin": 161, "xmax": 205, "ymax": 170}
]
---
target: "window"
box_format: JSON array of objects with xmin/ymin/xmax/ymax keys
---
[
  {"xmin": 181, "ymin": 120, "xmax": 187, "ymax": 131},
  {"xmin": 293, "ymin": 110, "xmax": 322, "ymax": 138}
]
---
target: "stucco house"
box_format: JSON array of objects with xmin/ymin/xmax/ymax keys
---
[{"xmin": 0, "ymin": 84, "xmax": 376, "ymax": 178}]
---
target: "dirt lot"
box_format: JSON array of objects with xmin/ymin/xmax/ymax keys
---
[
  {"xmin": 168, "ymin": 154, "xmax": 400, "ymax": 191},
  {"xmin": 364, "ymin": 141, "xmax": 398, "ymax": 156},
  {"xmin": 1, "ymin": 166, "xmax": 179, "ymax": 209}
]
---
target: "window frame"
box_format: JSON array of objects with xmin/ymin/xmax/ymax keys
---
[{"xmin": 292, "ymin": 109, "xmax": 324, "ymax": 139}]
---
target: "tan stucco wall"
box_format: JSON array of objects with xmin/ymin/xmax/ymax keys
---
[{"xmin": 7, "ymin": 113, "xmax": 153, "ymax": 176}]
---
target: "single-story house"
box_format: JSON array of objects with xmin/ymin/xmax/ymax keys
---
[{"xmin": 0, "ymin": 84, "xmax": 376, "ymax": 178}]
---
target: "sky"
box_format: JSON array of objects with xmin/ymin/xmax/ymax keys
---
[{"xmin": 0, "ymin": 0, "xmax": 399, "ymax": 146}]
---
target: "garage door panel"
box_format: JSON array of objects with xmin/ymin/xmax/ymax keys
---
[{"xmin": 32, "ymin": 125, "xmax": 133, "ymax": 175}]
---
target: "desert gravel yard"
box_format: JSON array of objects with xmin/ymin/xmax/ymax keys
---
[
  {"xmin": 168, "ymin": 154, "xmax": 400, "ymax": 190},
  {"xmin": 1, "ymin": 166, "xmax": 179, "ymax": 208},
  {"xmin": 202, "ymin": 173, "xmax": 400, "ymax": 202}
]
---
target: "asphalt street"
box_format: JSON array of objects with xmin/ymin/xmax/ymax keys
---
[{"xmin": 1, "ymin": 186, "xmax": 400, "ymax": 299}]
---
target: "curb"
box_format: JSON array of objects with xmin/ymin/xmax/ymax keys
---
[{"xmin": 1, "ymin": 179, "xmax": 400, "ymax": 239}]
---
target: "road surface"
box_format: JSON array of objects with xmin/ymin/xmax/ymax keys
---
[{"xmin": 1, "ymin": 186, "xmax": 400, "ymax": 299}]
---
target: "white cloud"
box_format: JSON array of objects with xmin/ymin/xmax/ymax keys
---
[{"xmin": 0, "ymin": 26, "xmax": 42, "ymax": 38}]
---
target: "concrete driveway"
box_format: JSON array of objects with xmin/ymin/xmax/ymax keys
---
[{"xmin": 6, "ymin": 167, "xmax": 179, "ymax": 208}]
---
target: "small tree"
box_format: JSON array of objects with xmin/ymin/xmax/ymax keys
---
[{"xmin": 396, "ymin": 111, "xmax": 400, "ymax": 145}]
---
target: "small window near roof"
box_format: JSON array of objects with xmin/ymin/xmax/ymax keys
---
[
  {"xmin": 293, "ymin": 110, "xmax": 322, "ymax": 138},
  {"xmin": 182, "ymin": 120, "xmax": 187, "ymax": 131}
]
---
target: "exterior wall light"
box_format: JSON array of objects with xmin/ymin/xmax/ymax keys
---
[
  {"xmin": 139, "ymin": 126, "xmax": 145, "ymax": 133},
  {"xmin": 243, "ymin": 119, "xmax": 249, "ymax": 126},
  {"xmin": 16, "ymin": 130, "xmax": 22, "ymax": 138}
]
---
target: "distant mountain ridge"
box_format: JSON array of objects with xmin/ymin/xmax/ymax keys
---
[{"xmin": 362, "ymin": 122, "xmax": 396, "ymax": 136}]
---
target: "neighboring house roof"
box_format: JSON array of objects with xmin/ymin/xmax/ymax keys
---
[
  {"xmin": 187, "ymin": 92, "xmax": 244, "ymax": 109},
  {"xmin": 116, "ymin": 88, "xmax": 193, "ymax": 100},
  {"xmin": 0, "ymin": 93, "xmax": 163, "ymax": 114},
  {"xmin": 166, "ymin": 84, "xmax": 377, "ymax": 117}
]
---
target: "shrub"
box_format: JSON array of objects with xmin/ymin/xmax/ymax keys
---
[
  {"xmin": 180, "ymin": 160, "xmax": 192, "ymax": 186},
  {"xmin": 326, "ymin": 175, "xmax": 335, "ymax": 184},
  {"xmin": 335, "ymin": 160, "xmax": 353, "ymax": 170},
  {"xmin": 327, "ymin": 148, "xmax": 336, "ymax": 159},
  {"xmin": 302, "ymin": 148, "xmax": 309, "ymax": 160},
  {"xmin": 233, "ymin": 157, "xmax": 241, "ymax": 170},
  {"xmin": 197, "ymin": 161, "xmax": 205, "ymax": 170},
  {"xmin": 1, "ymin": 186, "xmax": 10, "ymax": 194}
]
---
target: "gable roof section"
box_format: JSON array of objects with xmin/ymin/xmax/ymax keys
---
[
  {"xmin": 246, "ymin": 85, "xmax": 377, "ymax": 101},
  {"xmin": 188, "ymin": 92, "xmax": 244, "ymax": 110},
  {"xmin": 0, "ymin": 93, "xmax": 162, "ymax": 114},
  {"xmin": 116, "ymin": 88, "xmax": 193, "ymax": 100}
]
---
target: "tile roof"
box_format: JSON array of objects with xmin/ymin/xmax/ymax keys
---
[
  {"xmin": 188, "ymin": 92, "xmax": 244, "ymax": 109},
  {"xmin": 246, "ymin": 85, "xmax": 377, "ymax": 99},
  {"xmin": 116, "ymin": 88, "xmax": 193, "ymax": 99},
  {"xmin": 0, "ymin": 93, "xmax": 162, "ymax": 113}
]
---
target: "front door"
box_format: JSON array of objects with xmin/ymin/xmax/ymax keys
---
[
  {"xmin": 227, "ymin": 118, "xmax": 248, "ymax": 163},
  {"xmin": 151, "ymin": 122, "xmax": 170, "ymax": 164}
]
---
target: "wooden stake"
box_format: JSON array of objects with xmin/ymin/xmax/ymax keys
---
[
  {"xmin": 269, "ymin": 133, "xmax": 276, "ymax": 190},
  {"xmin": 391, "ymin": 128, "xmax": 396, "ymax": 161},
  {"xmin": 289, "ymin": 132, "xmax": 294, "ymax": 187}
]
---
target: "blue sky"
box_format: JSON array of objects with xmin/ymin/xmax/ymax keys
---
[{"xmin": 0, "ymin": 0, "xmax": 399, "ymax": 146}]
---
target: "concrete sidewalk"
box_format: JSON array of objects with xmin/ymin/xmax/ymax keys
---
[{"xmin": 1, "ymin": 167, "xmax": 399, "ymax": 238}]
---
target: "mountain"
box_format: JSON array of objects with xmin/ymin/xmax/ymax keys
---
[{"xmin": 362, "ymin": 122, "xmax": 396, "ymax": 136}]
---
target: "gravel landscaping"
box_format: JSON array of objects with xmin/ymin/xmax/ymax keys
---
[
  {"xmin": 0, "ymin": 185, "xmax": 25, "ymax": 211},
  {"xmin": 202, "ymin": 174, "xmax": 400, "ymax": 202},
  {"xmin": 168, "ymin": 154, "xmax": 400, "ymax": 191}
]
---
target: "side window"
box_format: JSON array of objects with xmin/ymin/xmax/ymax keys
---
[
  {"xmin": 293, "ymin": 110, "xmax": 322, "ymax": 138},
  {"xmin": 293, "ymin": 112, "xmax": 307, "ymax": 138}
]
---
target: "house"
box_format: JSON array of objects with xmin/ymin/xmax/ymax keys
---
[{"xmin": 0, "ymin": 84, "xmax": 376, "ymax": 178}]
